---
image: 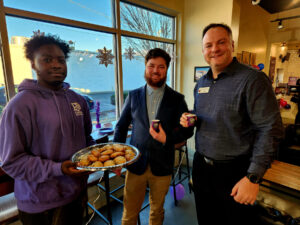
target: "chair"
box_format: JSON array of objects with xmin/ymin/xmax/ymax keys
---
[
  {"xmin": 0, "ymin": 168, "xmax": 19, "ymax": 224},
  {"xmin": 171, "ymin": 141, "xmax": 191, "ymax": 206}
]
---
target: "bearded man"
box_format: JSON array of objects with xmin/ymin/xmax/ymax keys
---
[{"xmin": 114, "ymin": 48, "xmax": 193, "ymax": 225}]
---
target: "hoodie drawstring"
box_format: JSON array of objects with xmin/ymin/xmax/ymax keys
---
[
  {"xmin": 52, "ymin": 91, "xmax": 77, "ymax": 137},
  {"xmin": 18, "ymin": 79, "xmax": 77, "ymax": 137},
  {"xmin": 65, "ymin": 93, "xmax": 76, "ymax": 137},
  {"xmin": 53, "ymin": 92, "xmax": 67, "ymax": 137}
]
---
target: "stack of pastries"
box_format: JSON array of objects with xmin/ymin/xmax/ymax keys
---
[{"xmin": 77, "ymin": 143, "xmax": 136, "ymax": 168}]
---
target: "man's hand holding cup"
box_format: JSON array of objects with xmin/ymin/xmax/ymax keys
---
[
  {"xmin": 149, "ymin": 119, "xmax": 166, "ymax": 144},
  {"xmin": 180, "ymin": 112, "xmax": 197, "ymax": 127}
]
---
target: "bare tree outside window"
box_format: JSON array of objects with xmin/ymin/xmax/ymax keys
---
[{"xmin": 120, "ymin": 2, "xmax": 174, "ymax": 59}]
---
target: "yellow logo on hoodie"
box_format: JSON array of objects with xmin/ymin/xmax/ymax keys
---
[{"xmin": 71, "ymin": 102, "xmax": 83, "ymax": 116}]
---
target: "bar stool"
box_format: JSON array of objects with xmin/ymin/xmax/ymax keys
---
[{"xmin": 171, "ymin": 141, "xmax": 191, "ymax": 206}]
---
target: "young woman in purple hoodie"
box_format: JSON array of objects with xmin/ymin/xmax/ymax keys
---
[{"xmin": 0, "ymin": 34, "xmax": 94, "ymax": 225}]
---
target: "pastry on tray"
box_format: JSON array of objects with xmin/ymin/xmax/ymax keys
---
[{"xmin": 72, "ymin": 143, "xmax": 139, "ymax": 170}]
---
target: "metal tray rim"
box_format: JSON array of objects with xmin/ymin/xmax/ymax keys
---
[{"xmin": 71, "ymin": 142, "xmax": 140, "ymax": 171}]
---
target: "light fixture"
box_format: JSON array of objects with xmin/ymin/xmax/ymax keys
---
[
  {"xmin": 280, "ymin": 42, "xmax": 286, "ymax": 47},
  {"xmin": 251, "ymin": 0, "xmax": 261, "ymax": 5},
  {"xmin": 271, "ymin": 15, "xmax": 300, "ymax": 29},
  {"xmin": 278, "ymin": 20, "xmax": 283, "ymax": 30}
]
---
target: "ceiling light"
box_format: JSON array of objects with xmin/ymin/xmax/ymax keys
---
[
  {"xmin": 280, "ymin": 42, "xmax": 287, "ymax": 47},
  {"xmin": 251, "ymin": 0, "xmax": 261, "ymax": 5},
  {"xmin": 278, "ymin": 20, "xmax": 283, "ymax": 29}
]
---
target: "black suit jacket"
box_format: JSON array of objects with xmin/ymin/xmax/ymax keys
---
[{"xmin": 113, "ymin": 85, "xmax": 193, "ymax": 176}]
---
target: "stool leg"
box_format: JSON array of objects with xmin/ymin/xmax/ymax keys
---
[
  {"xmin": 85, "ymin": 190, "xmax": 89, "ymax": 219},
  {"xmin": 185, "ymin": 145, "xmax": 192, "ymax": 193},
  {"xmin": 172, "ymin": 175, "xmax": 178, "ymax": 206},
  {"xmin": 178, "ymin": 148, "xmax": 182, "ymax": 180},
  {"xmin": 138, "ymin": 215, "xmax": 141, "ymax": 225},
  {"xmin": 104, "ymin": 171, "xmax": 113, "ymax": 225}
]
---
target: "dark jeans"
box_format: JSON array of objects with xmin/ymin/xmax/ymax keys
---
[
  {"xmin": 18, "ymin": 190, "xmax": 87, "ymax": 225},
  {"xmin": 192, "ymin": 151, "xmax": 259, "ymax": 225}
]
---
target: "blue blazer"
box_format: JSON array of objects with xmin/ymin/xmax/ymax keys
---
[{"xmin": 113, "ymin": 85, "xmax": 193, "ymax": 176}]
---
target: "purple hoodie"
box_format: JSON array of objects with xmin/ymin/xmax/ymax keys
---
[{"xmin": 0, "ymin": 79, "xmax": 94, "ymax": 213}]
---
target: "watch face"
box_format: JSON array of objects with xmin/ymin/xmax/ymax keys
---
[{"xmin": 247, "ymin": 173, "xmax": 261, "ymax": 184}]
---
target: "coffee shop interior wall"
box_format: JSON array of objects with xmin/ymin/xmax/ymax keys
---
[
  {"xmin": 268, "ymin": 6, "xmax": 300, "ymax": 84},
  {"xmin": 271, "ymin": 46, "xmax": 300, "ymax": 84}
]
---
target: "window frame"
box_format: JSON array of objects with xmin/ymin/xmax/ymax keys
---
[{"xmin": 0, "ymin": 0, "xmax": 178, "ymax": 118}]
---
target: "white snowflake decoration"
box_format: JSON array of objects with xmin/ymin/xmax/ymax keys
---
[
  {"xmin": 96, "ymin": 47, "xmax": 114, "ymax": 67},
  {"xmin": 124, "ymin": 47, "xmax": 136, "ymax": 60}
]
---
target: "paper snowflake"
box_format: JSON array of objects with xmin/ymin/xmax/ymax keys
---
[
  {"xmin": 32, "ymin": 30, "xmax": 45, "ymax": 37},
  {"xmin": 124, "ymin": 47, "xmax": 136, "ymax": 60},
  {"xmin": 96, "ymin": 47, "xmax": 114, "ymax": 67}
]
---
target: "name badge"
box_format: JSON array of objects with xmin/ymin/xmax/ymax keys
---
[{"xmin": 198, "ymin": 87, "xmax": 210, "ymax": 94}]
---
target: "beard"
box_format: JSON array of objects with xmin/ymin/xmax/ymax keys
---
[{"xmin": 144, "ymin": 71, "xmax": 167, "ymax": 88}]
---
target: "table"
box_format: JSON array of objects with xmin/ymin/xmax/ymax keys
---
[
  {"xmin": 91, "ymin": 122, "xmax": 131, "ymax": 143},
  {"xmin": 87, "ymin": 170, "xmax": 124, "ymax": 225},
  {"xmin": 262, "ymin": 160, "xmax": 300, "ymax": 198},
  {"xmin": 87, "ymin": 126, "xmax": 131, "ymax": 225},
  {"xmin": 91, "ymin": 129, "xmax": 113, "ymax": 143},
  {"xmin": 87, "ymin": 129, "xmax": 114, "ymax": 224}
]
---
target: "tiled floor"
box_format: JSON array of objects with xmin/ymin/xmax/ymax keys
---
[
  {"xmin": 8, "ymin": 167, "xmax": 196, "ymax": 225},
  {"xmin": 7, "ymin": 170, "xmax": 284, "ymax": 225},
  {"xmin": 86, "ymin": 176, "xmax": 197, "ymax": 225},
  {"xmin": 84, "ymin": 170, "xmax": 281, "ymax": 225}
]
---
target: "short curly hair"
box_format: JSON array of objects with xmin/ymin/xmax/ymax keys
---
[{"xmin": 24, "ymin": 34, "xmax": 70, "ymax": 61}]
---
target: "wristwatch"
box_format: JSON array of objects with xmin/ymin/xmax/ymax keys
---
[{"xmin": 246, "ymin": 173, "xmax": 262, "ymax": 184}]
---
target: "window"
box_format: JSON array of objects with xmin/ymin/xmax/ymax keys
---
[
  {"xmin": 0, "ymin": 0, "xmax": 177, "ymax": 124},
  {"xmin": 121, "ymin": 36, "xmax": 173, "ymax": 94},
  {"xmin": 120, "ymin": 2, "xmax": 175, "ymax": 94},
  {"xmin": 6, "ymin": 16, "xmax": 116, "ymax": 124},
  {"xmin": 0, "ymin": 55, "xmax": 6, "ymax": 115},
  {"xmin": 120, "ymin": 2, "xmax": 175, "ymax": 39},
  {"xmin": 4, "ymin": 0, "xmax": 114, "ymax": 27}
]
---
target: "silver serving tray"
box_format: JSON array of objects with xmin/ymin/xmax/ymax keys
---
[{"xmin": 71, "ymin": 142, "xmax": 140, "ymax": 171}]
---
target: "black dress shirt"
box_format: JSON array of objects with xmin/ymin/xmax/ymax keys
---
[{"xmin": 194, "ymin": 58, "xmax": 283, "ymax": 177}]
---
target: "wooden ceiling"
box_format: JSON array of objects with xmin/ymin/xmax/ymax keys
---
[{"xmin": 258, "ymin": 0, "xmax": 300, "ymax": 14}]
